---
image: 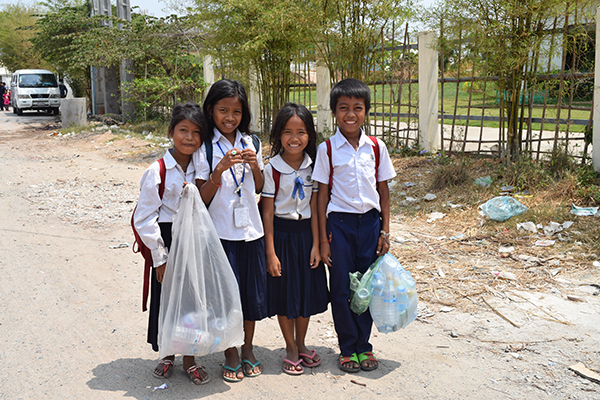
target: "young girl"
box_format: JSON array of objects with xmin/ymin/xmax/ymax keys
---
[
  {"xmin": 193, "ymin": 79, "xmax": 266, "ymax": 382},
  {"xmin": 133, "ymin": 102, "xmax": 210, "ymax": 385},
  {"xmin": 262, "ymin": 103, "xmax": 329, "ymax": 375}
]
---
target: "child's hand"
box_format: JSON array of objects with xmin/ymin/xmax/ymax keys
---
[
  {"xmin": 156, "ymin": 263, "xmax": 166, "ymax": 283},
  {"xmin": 320, "ymin": 242, "xmax": 332, "ymax": 266},
  {"xmin": 240, "ymin": 148, "xmax": 257, "ymax": 166},
  {"xmin": 266, "ymin": 253, "xmax": 281, "ymax": 277},
  {"xmin": 376, "ymin": 234, "xmax": 390, "ymax": 256},
  {"xmin": 309, "ymin": 246, "xmax": 321, "ymax": 269},
  {"xmin": 217, "ymin": 148, "xmax": 244, "ymax": 171}
]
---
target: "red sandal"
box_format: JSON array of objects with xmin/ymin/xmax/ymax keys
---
[
  {"xmin": 153, "ymin": 359, "xmax": 174, "ymax": 379},
  {"xmin": 187, "ymin": 364, "xmax": 211, "ymax": 385}
]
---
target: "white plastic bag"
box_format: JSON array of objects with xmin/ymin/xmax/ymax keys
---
[
  {"xmin": 158, "ymin": 183, "xmax": 244, "ymax": 358},
  {"xmin": 369, "ymin": 254, "xmax": 418, "ymax": 333}
]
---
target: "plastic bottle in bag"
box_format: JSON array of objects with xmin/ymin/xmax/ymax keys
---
[
  {"xmin": 369, "ymin": 272, "xmax": 385, "ymax": 327},
  {"xmin": 352, "ymin": 287, "xmax": 370, "ymax": 313},
  {"xmin": 395, "ymin": 286, "xmax": 409, "ymax": 330},
  {"xmin": 398, "ymin": 270, "xmax": 418, "ymax": 324},
  {"xmin": 382, "ymin": 280, "xmax": 397, "ymax": 332}
]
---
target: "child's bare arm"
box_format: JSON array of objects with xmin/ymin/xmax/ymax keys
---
[
  {"xmin": 317, "ymin": 182, "xmax": 331, "ymax": 265},
  {"xmin": 309, "ymin": 193, "xmax": 321, "ymax": 268},
  {"xmin": 262, "ymin": 197, "xmax": 281, "ymax": 277},
  {"xmin": 376, "ymin": 180, "xmax": 391, "ymax": 256}
]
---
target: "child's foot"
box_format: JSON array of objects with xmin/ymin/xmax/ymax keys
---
[
  {"xmin": 223, "ymin": 348, "xmax": 244, "ymax": 382},
  {"xmin": 339, "ymin": 353, "xmax": 360, "ymax": 373},
  {"xmin": 357, "ymin": 351, "xmax": 378, "ymax": 371},
  {"xmin": 153, "ymin": 355, "xmax": 175, "ymax": 378},
  {"xmin": 241, "ymin": 348, "xmax": 263, "ymax": 377},
  {"xmin": 186, "ymin": 365, "xmax": 210, "ymax": 385},
  {"xmin": 282, "ymin": 357, "xmax": 304, "ymax": 375},
  {"xmin": 298, "ymin": 348, "xmax": 321, "ymax": 368}
]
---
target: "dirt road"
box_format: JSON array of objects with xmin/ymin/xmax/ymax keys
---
[{"xmin": 1, "ymin": 116, "xmax": 599, "ymax": 399}]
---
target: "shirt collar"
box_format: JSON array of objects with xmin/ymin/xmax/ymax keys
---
[
  {"xmin": 332, "ymin": 128, "xmax": 370, "ymax": 150},
  {"xmin": 163, "ymin": 149, "xmax": 195, "ymax": 173},
  {"xmin": 212, "ymin": 128, "xmax": 248, "ymax": 149},
  {"xmin": 270, "ymin": 153, "xmax": 313, "ymax": 173}
]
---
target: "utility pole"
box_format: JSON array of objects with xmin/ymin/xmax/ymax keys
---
[
  {"xmin": 117, "ymin": 0, "xmax": 134, "ymax": 121},
  {"xmin": 91, "ymin": 0, "xmax": 119, "ymax": 115}
]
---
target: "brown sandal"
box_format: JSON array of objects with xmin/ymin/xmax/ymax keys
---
[
  {"xmin": 153, "ymin": 359, "xmax": 174, "ymax": 379},
  {"xmin": 187, "ymin": 364, "xmax": 211, "ymax": 385}
]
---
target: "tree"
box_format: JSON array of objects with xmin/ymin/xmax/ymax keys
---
[
  {"xmin": 193, "ymin": 0, "xmax": 319, "ymax": 131},
  {"xmin": 32, "ymin": 3, "xmax": 205, "ymax": 119},
  {"xmin": 0, "ymin": 3, "xmax": 48, "ymax": 71},
  {"xmin": 315, "ymin": 0, "xmax": 415, "ymax": 82},
  {"xmin": 428, "ymin": 0, "xmax": 596, "ymax": 162}
]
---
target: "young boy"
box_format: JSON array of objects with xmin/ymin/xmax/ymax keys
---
[{"xmin": 312, "ymin": 78, "xmax": 396, "ymax": 373}]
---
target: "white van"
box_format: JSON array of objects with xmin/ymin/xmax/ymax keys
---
[{"xmin": 10, "ymin": 69, "xmax": 61, "ymax": 115}]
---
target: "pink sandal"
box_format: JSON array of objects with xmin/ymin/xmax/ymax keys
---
[
  {"xmin": 299, "ymin": 350, "xmax": 322, "ymax": 368},
  {"xmin": 282, "ymin": 357, "xmax": 304, "ymax": 375}
]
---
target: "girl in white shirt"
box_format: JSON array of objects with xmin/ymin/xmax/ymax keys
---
[
  {"xmin": 133, "ymin": 103, "xmax": 211, "ymax": 385},
  {"xmin": 261, "ymin": 103, "xmax": 329, "ymax": 375},
  {"xmin": 194, "ymin": 79, "xmax": 266, "ymax": 382}
]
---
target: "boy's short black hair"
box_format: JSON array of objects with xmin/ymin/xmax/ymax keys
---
[{"xmin": 329, "ymin": 78, "xmax": 371, "ymax": 113}]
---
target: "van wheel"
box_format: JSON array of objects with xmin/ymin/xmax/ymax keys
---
[
  {"xmin": 52, "ymin": 107, "xmax": 59, "ymax": 115},
  {"xmin": 16, "ymin": 107, "xmax": 22, "ymax": 116}
]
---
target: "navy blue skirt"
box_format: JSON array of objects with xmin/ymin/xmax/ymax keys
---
[
  {"xmin": 267, "ymin": 217, "xmax": 330, "ymax": 319},
  {"xmin": 148, "ymin": 222, "xmax": 172, "ymax": 352},
  {"xmin": 221, "ymin": 237, "xmax": 268, "ymax": 322}
]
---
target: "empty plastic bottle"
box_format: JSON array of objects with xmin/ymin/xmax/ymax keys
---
[
  {"xmin": 352, "ymin": 287, "xmax": 371, "ymax": 313},
  {"xmin": 395, "ymin": 286, "xmax": 409, "ymax": 330},
  {"xmin": 382, "ymin": 280, "xmax": 397, "ymax": 331},
  {"xmin": 398, "ymin": 270, "xmax": 418, "ymax": 324},
  {"xmin": 369, "ymin": 272, "xmax": 385, "ymax": 327}
]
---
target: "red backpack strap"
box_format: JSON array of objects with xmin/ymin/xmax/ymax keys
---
[
  {"xmin": 326, "ymin": 139, "xmax": 333, "ymax": 192},
  {"xmin": 138, "ymin": 157, "xmax": 167, "ymax": 312},
  {"xmin": 272, "ymin": 167, "xmax": 281, "ymax": 199},
  {"xmin": 157, "ymin": 158, "xmax": 166, "ymax": 198},
  {"xmin": 369, "ymin": 136, "xmax": 380, "ymax": 183}
]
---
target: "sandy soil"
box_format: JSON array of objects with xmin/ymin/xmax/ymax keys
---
[{"xmin": 1, "ymin": 115, "xmax": 599, "ymax": 400}]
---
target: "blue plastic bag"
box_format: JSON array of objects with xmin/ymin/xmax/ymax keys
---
[{"xmin": 481, "ymin": 196, "xmax": 528, "ymax": 221}]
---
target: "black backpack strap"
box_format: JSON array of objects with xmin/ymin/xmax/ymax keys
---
[{"xmin": 205, "ymin": 140, "xmax": 213, "ymax": 174}]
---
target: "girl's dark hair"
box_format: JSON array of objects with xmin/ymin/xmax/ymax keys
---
[
  {"xmin": 168, "ymin": 102, "xmax": 207, "ymax": 141},
  {"xmin": 203, "ymin": 79, "xmax": 251, "ymax": 138},
  {"xmin": 329, "ymin": 78, "xmax": 371, "ymax": 113},
  {"xmin": 270, "ymin": 103, "xmax": 317, "ymax": 162}
]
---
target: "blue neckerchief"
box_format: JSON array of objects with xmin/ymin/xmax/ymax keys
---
[
  {"xmin": 216, "ymin": 139, "xmax": 246, "ymax": 197},
  {"xmin": 292, "ymin": 176, "xmax": 305, "ymax": 200}
]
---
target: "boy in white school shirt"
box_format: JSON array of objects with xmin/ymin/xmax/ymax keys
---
[{"xmin": 312, "ymin": 78, "xmax": 396, "ymax": 373}]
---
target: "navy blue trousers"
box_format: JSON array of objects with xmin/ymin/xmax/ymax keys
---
[{"xmin": 327, "ymin": 209, "xmax": 380, "ymax": 356}]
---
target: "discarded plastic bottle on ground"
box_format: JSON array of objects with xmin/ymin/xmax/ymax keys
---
[
  {"xmin": 369, "ymin": 272, "xmax": 385, "ymax": 327},
  {"xmin": 382, "ymin": 280, "xmax": 397, "ymax": 332},
  {"xmin": 395, "ymin": 286, "xmax": 409, "ymax": 330}
]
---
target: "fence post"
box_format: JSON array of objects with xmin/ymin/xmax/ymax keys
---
[
  {"xmin": 203, "ymin": 55, "xmax": 214, "ymax": 100},
  {"xmin": 418, "ymin": 31, "xmax": 439, "ymax": 152},
  {"xmin": 249, "ymin": 68, "xmax": 262, "ymax": 133},
  {"xmin": 316, "ymin": 58, "xmax": 332, "ymax": 137},
  {"xmin": 593, "ymin": 6, "xmax": 600, "ymax": 171}
]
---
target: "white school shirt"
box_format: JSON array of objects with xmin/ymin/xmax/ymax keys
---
[
  {"xmin": 312, "ymin": 129, "xmax": 396, "ymax": 216},
  {"xmin": 262, "ymin": 153, "xmax": 318, "ymax": 220},
  {"xmin": 133, "ymin": 150, "xmax": 196, "ymax": 268},
  {"xmin": 193, "ymin": 128, "xmax": 265, "ymax": 241}
]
